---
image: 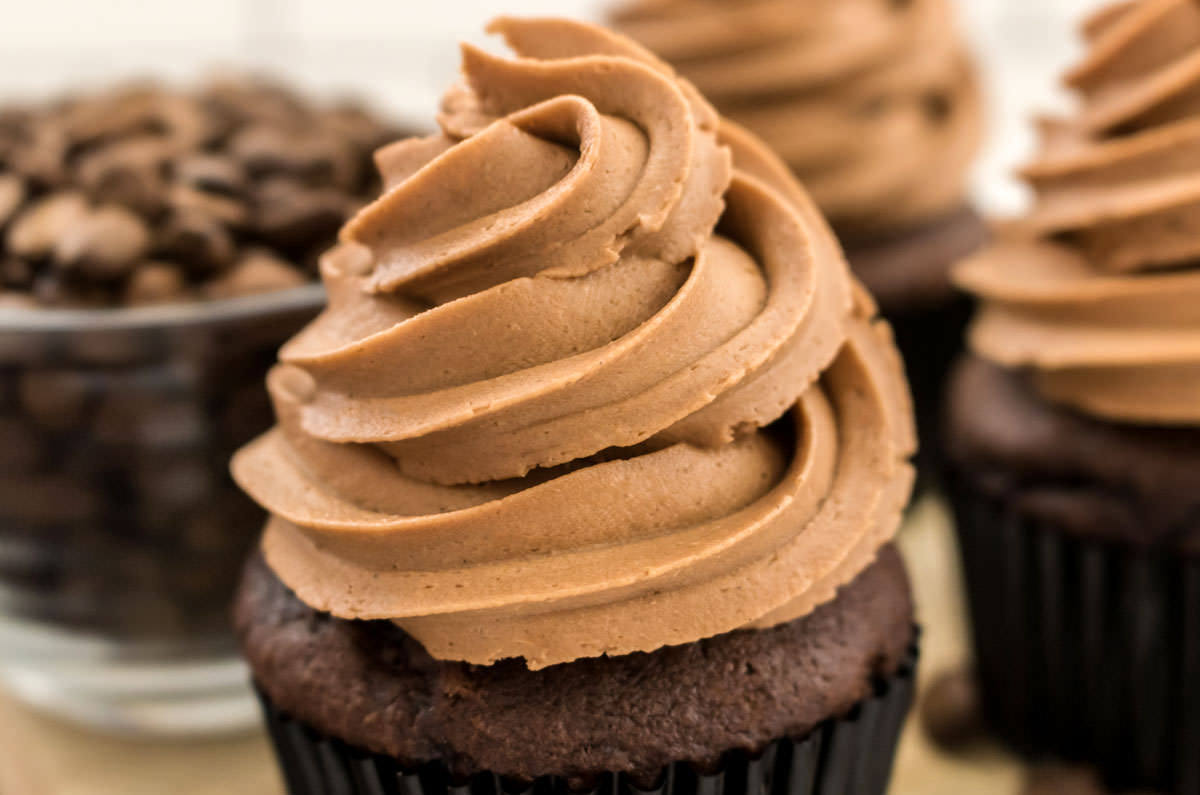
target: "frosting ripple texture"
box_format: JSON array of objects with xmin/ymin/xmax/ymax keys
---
[
  {"xmin": 957, "ymin": 0, "xmax": 1200, "ymax": 425},
  {"xmin": 232, "ymin": 18, "xmax": 914, "ymax": 668},
  {"xmin": 611, "ymin": 0, "xmax": 983, "ymax": 232}
]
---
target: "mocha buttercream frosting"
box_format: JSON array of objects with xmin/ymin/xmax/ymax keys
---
[
  {"xmin": 610, "ymin": 0, "xmax": 983, "ymax": 233},
  {"xmin": 232, "ymin": 18, "xmax": 915, "ymax": 668},
  {"xmin": 957, "ymin": 0, "xmax": 1200, "ymax": 425}
]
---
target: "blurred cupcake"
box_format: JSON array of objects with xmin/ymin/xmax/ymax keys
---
[
  {"xmin": 233, "ymin": 18, "xmax": 918, "ymax": 795},
  {"xmin": 945, "ymin": 1, "xmax": 1200, "ymax": 790},
  {"xmin": 612, "ymin": 0, "xmax": 986, "ymax": 488}
]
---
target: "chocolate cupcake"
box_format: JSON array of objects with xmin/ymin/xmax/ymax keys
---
[
  {"xmin": 232, "ymin": 18, "xmax": 918, "ymax": 795},
  {"xmin": 610, "ymin": 0, "xmax": 987, "ymax": 489},
  {"xmin": 945, "ymin": 1, "xmax": 1200, "ymax": 791}
]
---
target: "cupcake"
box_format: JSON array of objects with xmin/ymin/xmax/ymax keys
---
[
  {"xmin": 610, "ymin": 0, "xmax": 986, "ymax": 489},
  {"xmin": 945, "ymin": 1, "xmax": 1200, "ymax": 791},
  {"xmin": 232, "ymin": 17, "xmax": 918, "ymax": 795}
]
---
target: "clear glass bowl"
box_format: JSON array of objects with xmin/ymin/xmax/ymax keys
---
[{"xmin": 0, "ymin": 285, "xmax": 323, "ymax": 735}]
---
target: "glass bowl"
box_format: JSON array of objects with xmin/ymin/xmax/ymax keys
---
[{"xmin": 0, "ymin": 284, "xmax": 324, "ymax": 735}]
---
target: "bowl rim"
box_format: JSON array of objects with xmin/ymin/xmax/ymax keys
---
[{"xmin": 0, "ymin": 284, "xmax": 327, "ymax": 333}]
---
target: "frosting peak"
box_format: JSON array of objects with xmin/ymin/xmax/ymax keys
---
[
  {"xmin": 957, "ymin": 0, "xmax": 1200, "ymax": 425},
  {"xmin": 232, "ymin": 18, "xmax": 914, "ymax": 668},
  {"xmin": 610, "ymin": 0, "xmax": 983, "ymax": 233}
]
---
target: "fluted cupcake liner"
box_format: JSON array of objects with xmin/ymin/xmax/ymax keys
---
[
  {"xmin": 255, "ymin": 642, "xmax": 917, "ymax": 795},
  {"xmin": 949, "ymin": 477, "xmax": 1200, "ymax": 793}
]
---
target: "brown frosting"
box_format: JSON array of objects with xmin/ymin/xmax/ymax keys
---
[
  {"xmin": 231, "ymin": 18, "xmax": 914, "ymax": 668},
  {"xmin": 610, "ymin": 0, "xmax": 983, "ymax": 234},
  {"xmin": 957, "ymin": 0, "xmax": 1200, "ymax": 425}
]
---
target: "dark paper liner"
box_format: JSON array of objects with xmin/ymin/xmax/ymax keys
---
[
  {"xmin": 949, "ymin": 477, "xmax": 1200, "ymax": 793},
  {"xmin": 256, "ymin": 642, "xmax": 917, "ymax": 795}
]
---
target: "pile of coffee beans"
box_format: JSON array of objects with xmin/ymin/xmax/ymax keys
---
[
  {"xmin": 0, "ymin": 76, "xmax": 403, "ymax": 308},
  {"xmin": 0, "ymin": 308, "xmax": 319, "ymax": 642},
  {"xmin": 0, "ymin": 77, "xmax": 404, "ymax": 648}
]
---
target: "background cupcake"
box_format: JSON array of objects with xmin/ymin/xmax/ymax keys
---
[
  {"xmin": 233, "ymin": 17, "xmax": 918, "ymax": 795},
  {"xmin": 945, "ymin": 0, "xmax": 1200, "ymax": 790},
  {"xmin": 611, "ymin": 0, "xmax": 987, "ymax": 489}
]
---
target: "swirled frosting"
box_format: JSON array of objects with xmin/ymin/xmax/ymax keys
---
[
  {"xmin": 957, "ymin": 0, "xmax": 1200, "ymax": 425},
  {"xmin": 609, "ymin": 0, "xmax": 983, "ymax": 233},
  {"xmin": 231, "ymin": 18, "xmax": 914, "ymax": 668}
]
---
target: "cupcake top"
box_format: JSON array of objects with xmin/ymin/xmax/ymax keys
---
[
  {"xmin": 232, "ymin": 18, "xmax": 914, "ymax": 669},
  {"xmin": 957, "ymin": 0, "xmax": 1200, "ymax": 425},
  {"xmin": 610, "ymin": 0, "xmax": 983, "ymax": 234}
]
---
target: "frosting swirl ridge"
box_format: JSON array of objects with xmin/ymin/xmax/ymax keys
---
[
  {"xmin": 610, "ymin": 0, "xmax": 983, "ymax": 232},
  {"xmin": 957, "ymin": 0, "xmax": 1200, "ymax": 424},
  {"xmin": 232, "ymin": 19, "xmax": 914, "ymax": 668}
]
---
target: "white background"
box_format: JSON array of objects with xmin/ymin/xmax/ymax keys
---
[{"xmin": 0, "ymin": 0, "xmax": 1108, "ymax": 215}]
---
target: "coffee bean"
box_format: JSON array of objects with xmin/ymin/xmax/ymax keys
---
[
  {"xmin": 0, "ymin": 290, "xmax": 37, "ymax": 309},
  {"xmin": 206, "ymin": 248, "xmax": 306, "ymax": 299},
  {"xmin": 64, "ymin": 86, "xmax": 209, "ymax": 152},
  {"xmin": 7, "ymin": 192, "xmax": 90, "ymax": 260},
  {"xmin": 254, "ymin": 179, "xmax": 353, "ymax": 253},
  {"xmin": 154, "ymin": 209, "xmax": 236, "ymax": 274},
  {"xmin": 74, "ymin": 137, "xmax": 170, "ymax": 216},
  {"xmin": 54, "ymin": 205, "xmax": 151, "ymax": 279},
  {"xmin": 18, "ymin": 368, "xmax": 97, "ymax": 431},
  {"xmin": 232, "ymin": 124, "xmax": 358, "ymax": 188},
  {"xmin": 135, "ymin": 454, "xmax": 214, "ymax": 508},
  {"xmin": 920, "ymin": 667, "xmax": 987, "ymax": 751},
  {"xmin": 1022, "ymin": 765, "xmax": 1107, "ymax": 795},
  {"xmin": 173, "ymin": 153, "xmax": 245, "ymax": 198},
  {"xmin": 1, "ymin": 258, "xmax": 35, "ymax": 290},
  {"xmin": 0, "ymin": 415, "xmax": 43, "ymax": 473},
  {"xmin": 0, "ymin": 474, "xmax": 104, "ymax": 526},
  {"xmin": 0, "ymin": 174, "xmax": 27, "ymax": 229},
  {"xmin": 166, "ymin": 184, "xmax": 249, "ymax": 229},
  {"xmin": 123, "ymin": 261, "xmax": 187, "ymax": 305},
  {"xmin": 10, "ymin": 123, "xmax": 70, "ymax": 189}
]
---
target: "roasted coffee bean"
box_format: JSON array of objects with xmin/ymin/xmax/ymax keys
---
[
  {"xmin": 7, "ymin": 192, "xmax": 90, "ymax": 260},
  {"xmin": 10, "ymin": 123, "xmax": 70, "ymax": 188},
  {"xmin": 29, "ymin": 272, "xmax": 113, "ymax": 308},
  {"xmin": 0, "ymin": 416, "xmax": 43, "ymax": 473},
  {"xmin": 0, "ymin": 290, "xmax": 36, "ymax": 309},
  {"xmin": 1, "ymin": 258, "xmax": 35, "ymax": 290},
  {"xmin": 254, "ymin": 179, "xmax": 353, "ymax": 253},
  {"xmin": 74, "ymin": 136, "xmax": 171, "ymax": 216},
  {"xmin": 231, "ymin": 124, "xmax": 358, "ymax": 188},
  {"xmin": 18, "ymin": 367, "xmax": 97, "ymax": 431},
  {"xmin": 63, "ymin": 86, "xmax": 209, "ymax": 152},
  {"xmin": 206, "ymin": 248, "xmax": 306, "ymax": 299},
  {"xmin": 65, "ymin": 325, "xmax": 154, "ymax": 365},
  {"xmin": 1022, "ymin": 765, "xmax": 1107, "ymax": 795},
  {"xmin": 173, "ymin": 153, "xmax": 245, "ymax": 198},
  {"xmin": 54, "ymin": 205, "xmax": 151, "ymax": 279},
  {"xmin": 123, "ymin": 261, "xmax": 188, "ymax": 305},
  {"xmin": 920, "ymin": 667, "xmax": 988, "ymax": 751},
  {"xmin": 199, "ymin": 75, "xmax": 311, "ymax": 132},
  {"xmin": 0, "ymin": 174, "xmax": 27, "ymax": 229},
  {"xmin": 166, "ymin": 183, "xmax": 249, "ymax": 229},
  {"xmin": 0, "ymin": 474, "xmax": 104, "ymax": 526},
  {"xmin": 154, "ymin": 209, "xmax": 236, "ymax": 274},
  {"xmin": 135, "ymin": 454, "xmax": 214, "ymax": 509}
]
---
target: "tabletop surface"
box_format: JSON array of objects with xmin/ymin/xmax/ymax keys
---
[{"xmin": 0, "ymin": 497, "xmax": 1027, "ymax": 795}]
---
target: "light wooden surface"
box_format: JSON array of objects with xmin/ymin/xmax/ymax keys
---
[{"xmin": 0, "ymin": 496, "xmax": 1024, "ymax": 795}]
